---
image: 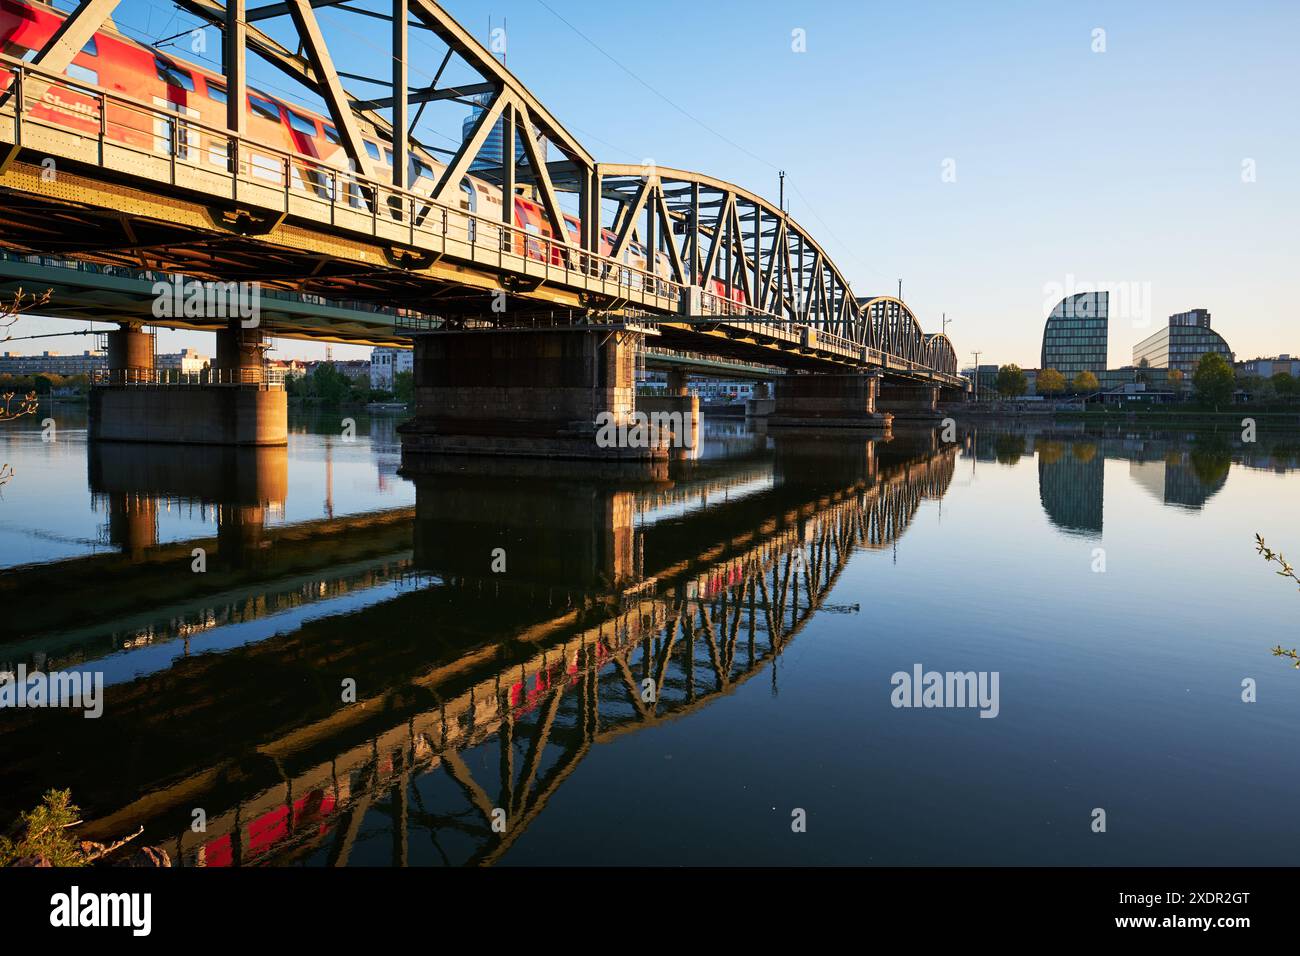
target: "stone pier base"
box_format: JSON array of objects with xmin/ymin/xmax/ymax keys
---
[
  {"xmin": 399, "ymin": 329, "xmax": 668, "ymax": 471},
  {"xmin": 637, "ymin": 393, "xmax": 699, "ymax": 452},
  {"xmin": 877, "ymin": 383, "xmax": 942, "ymax": 420},
  {"xmin": 769, "ymin": 373, "xmax": 892, "ymax": 431},
  {"xmin": 88, "ymin": 387, "xmax": 287, "ymax": 445}
]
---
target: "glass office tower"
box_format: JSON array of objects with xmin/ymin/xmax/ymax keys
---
[
  {"xmin": 1041, "ymin": 291, "xmax": 1109, "ymax": 378},
  {"xmin": 1132, "ymin": 309, "xmax": 1234, "ymax": 376}
]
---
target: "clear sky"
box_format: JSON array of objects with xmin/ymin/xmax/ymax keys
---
[{"xmin": 8, "ymin": 0, "xmax": 1298, "ymax": 368}]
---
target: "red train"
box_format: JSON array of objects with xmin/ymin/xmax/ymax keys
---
[{"xmin": 0, "ymin": 0, "xmax": 746, "ymax": 304}]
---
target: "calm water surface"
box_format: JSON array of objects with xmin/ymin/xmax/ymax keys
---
[{"xmin": 2, "ymin": 405, "xmax": 1299, "ymax": 865}]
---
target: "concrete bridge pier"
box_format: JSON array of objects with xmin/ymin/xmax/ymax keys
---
[
  {"xmin": 877, "ymin": 382, "xmax": 943, "ymax": 421},
  {"xmin": 939, "ymin": 384, "xmax": 969, "ymax": 406},
  {"xmin": 104, "ymin": 322, "xmax": 155, "ymax": 383},
  {"xmin": 398, "ymin": 328, "xmax": 670, "ymax": 473},
  {"xmin": 768, "ymin": 372, "xmax": 892, "ymax": 431},
  {"xmin": 638, "ymin": 368, "xmax": 699, "ymax": 457},
  {"xmin": 746, "ymin": 381, "xmax": 775, "ymax": 418},
  {"xmin": 88, "ymin": 318, "xmax": 287, "ymax": 446},
  {"xmin": 215, "ymin": 321, "xmax": 268, "ymax": 384}
]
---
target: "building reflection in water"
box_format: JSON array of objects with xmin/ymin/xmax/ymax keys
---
[
  {"xmin": 0, "ymin": 426, "xmax": 957, "ymax": 867},
  {"xmin": 988, "ymin": 428, "xmax": 1242, "ymax": 536},
  {"xmin": 1036, "ymin": 439, "xmax": 1104, "ymax": 537},
  {"xmin": 1128, "ymin": 441, "xmax": 1230, "ymax": 511}
]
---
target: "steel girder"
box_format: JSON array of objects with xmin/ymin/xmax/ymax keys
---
[
  {"xmin": 857, "ymin": 295, "xmax": 930, "ymax": 364},
  {"xmin": 7, "ymin": 1, "xmax": 956, "ymax": 376},
  {"xmin": 922, "ymin": 332, "xmax": 958, "ymax": 377},
  {"xmin": 595, "ymin": 165, "xmax": 863, "ymax": 340}
]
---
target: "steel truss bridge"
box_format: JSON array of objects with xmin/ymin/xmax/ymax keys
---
[
  {"xmin": 0, "ymin": 0, "xmax": 961, "ymax": 385},
  {"xmin": 0, "ymin": 436, "xmax": 956, "ymax": 865}
]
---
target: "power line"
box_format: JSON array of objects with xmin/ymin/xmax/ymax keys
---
[{"xmin": 531, "ymin": 0, "xmax": 893, "ymax": 289}]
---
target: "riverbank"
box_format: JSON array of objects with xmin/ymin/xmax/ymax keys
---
[{"xmin": 947, "ymin": 403, "xmax": 1300, "ymax": 427}]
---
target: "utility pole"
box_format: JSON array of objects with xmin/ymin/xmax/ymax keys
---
[
  {"xmin": 897, "ymin": 279, "xmax": 902, "ymax": 301},
  {"xmin": 778, "ymin": 170, "xmax": 785, "ymax": 214},
  {"xmin": 971, "ymin": 350, "xmax": 982, "ymax": 403}
]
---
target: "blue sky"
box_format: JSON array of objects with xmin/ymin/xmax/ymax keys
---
[{"xmin": 9, "ymin": 0, "xmax": 1298, "ymax": 367}]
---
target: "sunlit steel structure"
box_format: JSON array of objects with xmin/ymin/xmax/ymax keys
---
[{"xmin": 0, "ymin": 0, "xmax": 963, "ymax": 386}]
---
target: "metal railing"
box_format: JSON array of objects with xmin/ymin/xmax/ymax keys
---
[
  {"xmin": 92, "ymin": 366, "xmax": 285, "ymax": 388},
  {"xmin": 0, "ymin": 57, "xmax": 680, "ymax": 309},
  {"xmin": 0, "ymin": 251, "xmax": 444, "ymax": 325},
  {"xmin": 0, "ymin": 57, "xmax": 966, "ymax": 387}
]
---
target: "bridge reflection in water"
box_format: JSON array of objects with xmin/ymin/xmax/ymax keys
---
[{"xmin": 0, "ymin": 428, "xmax": 956, "ymax": 867}]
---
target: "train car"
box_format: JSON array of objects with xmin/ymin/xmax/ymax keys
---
[{"xmin": 2, "ymin": 0, "xmax": 747, "ymax": 298}]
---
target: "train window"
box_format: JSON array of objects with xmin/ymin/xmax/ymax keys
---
[
  {"xmin": 287, "ymin": 110, "xmax": 317, "ymax": 136},
  {"xmin": 412, "ymin": 158, "xmax": 434, "ymax": 179},
  {"xmin": 384, "ymin": 149, "xmax": 393, "ymax": 166},
  {"xmin": 249, "ymin": 94, "xmax": 280, "ymax": 122},
  {"xmin": 206, "ymin": 83, "xmax": 227, "ymax": 104},
  {"xmin": 155, "ymin": 58, "xmax": 195, "ymax": 92},
  {"xmin": 65, "ymin": 62, "xmax": 97, "ymax": 86},
  {"xmin": 2, "ymin": 42, "xmax": 32, "ymax": 60},
  {"xmin": 250, "ymin": 154, "xmax": 281, "ymax": 182},
  {"xmin": 322, "ymin": 124, "xmax": 340, "ymax": 145},
  {"xmin": 363, "ymin": 141, "xmax": 381, "ymax": 161},
  {"xmin": 82, "ymin": 38, "xmax": 97, "ymax": 56}
]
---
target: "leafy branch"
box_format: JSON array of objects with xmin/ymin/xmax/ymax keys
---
[
  {"xmin": 1, "ymin": 287, "xmax": 51, "ymax": 342},
  {"xmin": 0, "ymin": 289, "xmax": 51, "ymax": 490},
  {"xmin": 0, "ymin": 788, "xmax": 148, "ymax": 867},
  {"xmin": 0, "ymin": 390, "xmax": 39, "ymax": 423},
  {"xmin": 1256, "ymin": 534, "xmax": 1300, "ymax": 667}
]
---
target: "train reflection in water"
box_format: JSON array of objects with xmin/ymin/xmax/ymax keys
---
[{"xmin": 0, "ymin": 425, "xmax": 956, "ymax": 866}]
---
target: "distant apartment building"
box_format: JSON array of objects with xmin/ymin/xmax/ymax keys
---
[
  {"xmin": 155, "ymin": 348, "xmax": 209, "ymax": 373},
  {"xmin": 1237, "ymin": 354, "xmax": 1300, "ymax": 378},
  {"xmin": 0, "ymin": 350, "xmax": 106, "ymax": 376},
  {"xmin": 1132, "ymin": 309, "xmax": 1233, "ymax": 376},
  {"xmin": 961, "ymin": 364, "xmax": 999, "ymax": 398},
  {"xmin": 1041, "ymin": 291, "xmax": 1109, "ymax": 378},
  {"xmin": 307, "ymin": 359, "xmax": 371, "ymax": 382},
  {"xmin": 370, "ymin": 347, "xmax": 413, "ymax": 390},
  {"xmin": 267, "ymin": 358, "xmax": 308, "ymax": 380}
]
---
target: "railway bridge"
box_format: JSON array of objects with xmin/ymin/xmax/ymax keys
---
[{"xmin": 0, "ymin": 0, "xmax": 965, "ymax": 460}]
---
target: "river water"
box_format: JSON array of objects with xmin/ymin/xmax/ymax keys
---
[{"xmin": 1, "ymin": 406, "xmax": 1298, "ymax": 865}]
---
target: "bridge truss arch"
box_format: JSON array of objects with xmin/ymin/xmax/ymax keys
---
[
  {"xmin": 858, "ymin": 296, "xmax": 928, "ymax": 364},
  {"xmin": 922, "ymin": 332, "xmax": 959, "ymax": 377},
  {"xmin": 593, "ymin": 165, "xmax": 864, "ymax": 341},
  {"xmin": 0, "ymin": 0, "xmax": 960, "ymax": 380}
]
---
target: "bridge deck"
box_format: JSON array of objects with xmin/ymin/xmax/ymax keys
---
[{"xmin": 0, "ymin": 55, "xmax": 963, "ymax": 386}]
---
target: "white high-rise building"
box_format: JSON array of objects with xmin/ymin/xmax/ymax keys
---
[{"xmin": 370, "ymin": 347, "xmax": 413, "ymax": 390}]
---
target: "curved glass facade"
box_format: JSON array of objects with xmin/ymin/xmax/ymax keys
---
[
  {"xmin": 463, "ymin": 93, "xmax": 533, "ymax": 172},
  {"xmin": 1041, "ymin": 291, "xmax": 1109, "ymax": 378},
  {"xmin": 1132, "ymin": 309, "xmax": 1233, "ymax": 376}
]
